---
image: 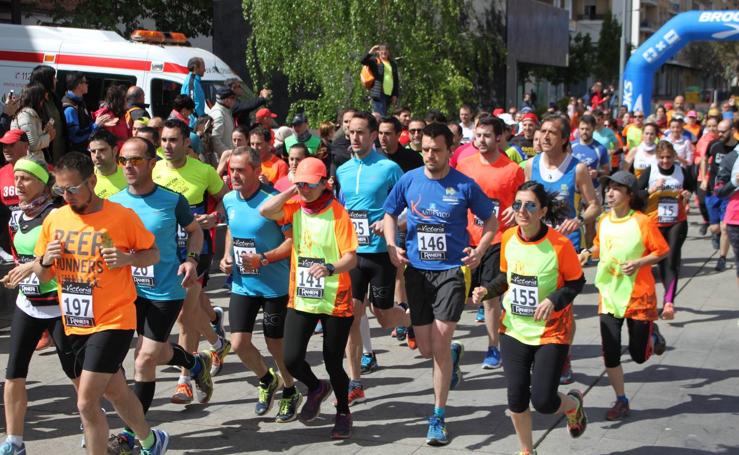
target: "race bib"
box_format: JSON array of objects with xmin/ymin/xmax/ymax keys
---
[
  {"xmin": 417, "ymin": 223, "xmax": 446, "ymax": 261},
  {"xmin": 296, "ymin": 257, "xmax": 325, "ymax": 299},
  {"xmin": 61, "ymin": 281, "xmax": 94, "ymax": 328},
  {"xmin": 176, "ymin": 224, "xmax": 188, "ymax": 249},
  {"xmin": 17, "ymin": 255, "xmax": 40, "ymax": 296},
  {"xmin": 233, "ymin": 238, "xmax": 258, "ymax": 275},
  {"xmin": 349, "ymin": 210, "xmax": 371, "ymax": 246},
  {"xmin": 474, "ymin": 199, "xmax": 500, "ymax": 226},
  {"xmin": 509, "ymin": 273, "xmax": 539, "ymax": 317},
  {"xmin": 9, "ymin": 206, "xmax": 21, "ymax": 233},
  {"xmin": 657, "ymin": 197, "xmax": 679, "ymax": 224},
  {"xmin": 132, "ymin": 265, "xmax": 156, "ymax": 287}
]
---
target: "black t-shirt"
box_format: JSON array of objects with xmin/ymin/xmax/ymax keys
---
[
  {"xmin": 707, "ymin": 139, "xmax": 736, "ymax": 192},
  {"xmin": 384, "ymin": 146, "xmax": 424, "ymax": 173}
]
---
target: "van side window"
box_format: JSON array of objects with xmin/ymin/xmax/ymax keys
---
[
  {"xmin": 151, "ymin": 79, "xmax": 182, "ymax": 119},
  {"xmin": 56, "ymin": 71, "xmax": 136, "ymax": 113}
]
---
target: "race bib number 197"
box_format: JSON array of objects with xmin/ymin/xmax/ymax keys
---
[{"xmin": 61, "ymin": 281, "xmax": 94, "ymax": 328}]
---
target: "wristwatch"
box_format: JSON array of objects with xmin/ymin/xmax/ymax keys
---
[
  {"xmin": 325, "ymin": 263, "xmax": 336, "ymax": 276},
  {"xmin": 186, "ymin": 251, "xmax": 199, "ymax": 263},
  {"xmin": 259, "ymin": 253, "xmax": 269, "ymax": 266},
  {"xmin": 577, "ymin": 215, "xmax": 585, "ymax": 226}
]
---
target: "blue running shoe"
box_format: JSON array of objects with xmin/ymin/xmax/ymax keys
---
[
  {"xmin": 475, "ymin": 305, "xmax": 485, "ymax": 323},
  {"xmin": 360, "ymin": 352, "xmax": 378, "ymax": 373},
  {"xmin": 0, "ymin": 441, "xmax": 25, "ymax": 455},
  {"xmin": 140, "ymin": 429, "xmax": 169, "ymax": 455},
  {"xmin": 395, "ymin": 326, "xmax": 407, "ymax": 341},
  {"xmin": 450, "ymin": 342, "xmax": 464, "ymax": 390},
  {"xmin": 426, "ymin": 415, "xmax": 449, "ymax": 446},
  {"xmin": 482, "ymin": 346, "xmax": 502, "ymax": 369}
]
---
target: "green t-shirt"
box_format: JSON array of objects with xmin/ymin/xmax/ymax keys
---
[{"xmin": 94, "ymin": 167, "xmax": 127, "ymax": 199}]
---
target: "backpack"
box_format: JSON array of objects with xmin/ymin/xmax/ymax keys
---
[{"xmin": 360, "ymin": 65, "xmax": 375, "ymax": 90}]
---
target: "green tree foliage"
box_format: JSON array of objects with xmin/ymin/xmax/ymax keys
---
[
  {"xmin": 243, "ymin": 0, "xmax": 506, "ymax": 123},
  {"xmin": 685, "ymin": 41, "xmax": 739, "ymax": 88},
  {"xmin": 46, "ymin": 0, "xmax": 213, "ymax": 38},
  {"xmin": 593, "ymin": 11, "xmax": 621, "ymax": 84}
]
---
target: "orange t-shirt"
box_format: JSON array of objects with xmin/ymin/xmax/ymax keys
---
[
  {"xmin": 34, "ymin": 201, "xmax": 155, "ymax": 335},
  {"xmin": 456, "ymin": 152, "xmax": 525, "ymax": 245},
  {"xmin": 261, "ymin": 154, "xmax": 289, "ymax": 185}
]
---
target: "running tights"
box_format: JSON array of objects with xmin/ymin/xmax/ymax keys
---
[
  {"xmin": 283, "ymin": 309, "xmax": 353, "ymax": 413},
  {"xmin": 657, "ymin": 220, "xmax": 688, "ymax": 304}
]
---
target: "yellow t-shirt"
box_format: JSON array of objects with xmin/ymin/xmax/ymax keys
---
[{"xmin": 94, "ymin": 167, "xmax": 127, "ymax": 199}]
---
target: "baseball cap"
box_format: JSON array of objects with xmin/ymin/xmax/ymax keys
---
[
  {"xmin": 0, "ymin": 129, "xmax": 28, "ymax": 144},
  {"xmin": 522, "ymin": 113, "xmax": 539, "ymax": 124},
  {"xmin": 255, "ymin": 108, "xmax": 277, "ymax": 120},
  {"xmin": 496, "ymin": 113, "xmax": 516, "ymax": 127},
  {"xmin": 291, "ymin": 112, "xmax": 308, "ymax": 126},
  {"xmin": 293, "ymin": 157, "xmax": 326, "ymax": 184},
  {"xmin": 215, "ymin": 86, "xmax": 235, "ymax": 100},
  {"xmin": 687, "ymin": 110, "xmax": 697, "ymax": 118},
  {"xmin": 601, "ymin": 170, "xmax": 637, "ymax": 193}
]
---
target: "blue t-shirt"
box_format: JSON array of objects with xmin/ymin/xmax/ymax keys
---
[
  {"xmin": 223, "ymin": 186, "xmax": 290, "ymax": 298},
  {"xmin": 109, "ymin": 185, "xmax": 193, "ymax": 301},
  {"xmin": 337, "ymin": 150, "xmax": 403, "ymax": 254},
  {"xmin": 570, "ymin": 139, "xmax": 609, "ymax": 183},
  {"xmin": 384, "ymin": 167, "xmax": 494, "ymax": 271}
]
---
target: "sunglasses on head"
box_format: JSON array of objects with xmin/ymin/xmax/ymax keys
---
[
  {"xmin": 296, "ymin": 181, "xmax": 322, "ymax": 190},
  {"xmin": 511, "ymin": 200, "xmax": 538, "ymax": 213},
  {"xmin": 52, "ymin": 179, "xmax": 89, "ymax": 197},
  {"xmin": 117, "ymin": 156, "xmax": 148, "ymax": 166}
]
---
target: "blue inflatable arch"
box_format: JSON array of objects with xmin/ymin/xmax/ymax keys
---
[{"xmin": 622, "ymin": 10, "xmax": 739, "ymax": 116}]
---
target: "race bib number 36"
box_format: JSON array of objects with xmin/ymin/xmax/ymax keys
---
[
  {"xmin": 509, "ymin": 273, "xmax": 539, "ymax": 317},
  {"xmin": 296, "ymin": 257, "xmax": 325, "ymax": 299},
  {"xmin": 233, "ymin": 238, "xmax": 258, "ymax": 275},
  {"xmin": 657, "ymin": 197, "xmax": 678, "ymax": 224},
  {"xmin": 349, "ymin": 210, "xmax": 370, "ymax": 246},
  {"xmin": 417, "ymin": 224, "xmax": 446, "ymax": 261},
  {"xmin": 61, "ymin": 281, "xmax": 94, "ymax": 328}
]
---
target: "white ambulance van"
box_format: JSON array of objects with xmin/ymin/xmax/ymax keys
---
[{"xmin": 0, "ymin": 24, "xmax": 240, "ymax": 118}]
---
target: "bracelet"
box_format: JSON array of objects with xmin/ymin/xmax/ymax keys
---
[{"xmin": 40, "ymin": 258, "xmax": 53, "ymax": 268}]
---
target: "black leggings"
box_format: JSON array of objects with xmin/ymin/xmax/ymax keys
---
[
  {"xmin": 600, "ymin": 313, "xmax": 653, "ymax": 368},
  {"xmin": 283, "ymin": 309, "xmax": 353, "ymax": 413},
  {"xmin": 694, "ymin": 168, "xmax": 709, "ymax": 224},
  {"xmin": 657, "ymin": 221, "xmax": 687, "ymax": 305},
  {"xmin": 6, "ymin": 307, "xmax": 78, "ymax": 380},
  {"xmin": 500, "ymin": 334, "xmax": 569, "ymax": 414}
]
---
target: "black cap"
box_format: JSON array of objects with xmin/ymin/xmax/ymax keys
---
[
  {"xmin": 601, "ymin": 170, "xmax": 637, "ymax": 192},
  {"xmin": 215, "ymin": 86, "xmax": 235, "ymax": 100},
  {"xmin": 291, "ymin": 112, "xmax": 307, "ymax": 125}
]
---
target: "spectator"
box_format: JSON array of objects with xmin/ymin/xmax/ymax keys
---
[
  {"xmin": 62, "ymin": 72, "xmax": 108, "ymax": 153},
  {"xmin": 0, "ymin": 91, "xmax": 20, "ymax": 139},
  {"xmin": 30, "ymin": 65, "xmax": 66, "ymax": 161},
  {"xmin": 11, "ymin": 83, "xmax": 54, "ymax": 161},
  {"xmin": 284, "ymin": 112, "xmax": 320, "ymax": 155},
  {"xmin": 319, "ymin": 121, "xmax": 336, "ymax": 145},
  {"xmin": 124, "ymin": 86, "xmax": 150, "ymax": 128},
  {"xmin": 459, "ymin": 104, "xmax": 475, "ymax": 144},
  {"xmin": 168, "ymin": 94, "xmax": 195, "ymax": 125},
  {"xmin": 180, "ymin": 56, "xmax": 206, "ymax": 125},
  {"xmin": 228, "ymin": 77, "xmax": 272, "ymax": 127},
  {"xmin": 93, "ymin": 84, "xmax": 131, "ymax": 147},
  {"xmin": 209, "ymin": 87, "xmax": 237, "ymax": 158},
  {"xmin": 273, "ymin": 126, "xmax": 294, "ymax": 152},
  {"xmin": 361, "ymin": 43, "xmax": 399, "ymax": 117}
]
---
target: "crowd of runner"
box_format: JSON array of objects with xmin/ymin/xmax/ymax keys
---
[{"xmin": 0, "ymin": 60, "xmax": 738, "ymax": 455}]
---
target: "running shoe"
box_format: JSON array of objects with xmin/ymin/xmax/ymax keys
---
[
  {"xmin": 170, "ymin": 382, "xmax": 193, "ymax": 404},
  {"xmin": 298, "ymin": 379, "xmax": 332, "ymax": 423},
  {"xmin": 482, "ymin": 346, "xmax": 502, "ymax": 369},
  {"xmin": 475, "ymin": 305, "xmax": 485, "ymax": 323},
  {"xmin": 314, "ymin": 321, "xmax": 323, "ymax": 334},
  {"xmin": 395, "ymin": 326, "xmax": 408, "ymax": 341},
  {"xmin": 450, "ymin": 341, "xmax": 464, "ymax": 390},
  {"xmin": 711, "ymin": 233, "xmax": 720, "ymax": 250},
  {"xmin": 699, "ymin": 223, "xmax": 708, "ymax": 236},
  {"xmin": 347, "ymin": 382, "xmax": 366, "ymax": 406},
  {"xmin": 211, "ymin": 306, "xmax": 225, "ymax": 339},
  {"xmin": 35, "ymin": 330, "xmax": 52, "ymax": 351},
  {"xmin": 559, "ymin": 356, "xmax": 574, "ymax": 385},
  {"xmin": 193, "ymin": 351, "xmax": 214, "ymax": 404},
  {"xmin": 0, "ymin": 441, "xmax": 25, "ymax": 455},
  {"xmin": 565, "ymin": 389, "xmax": 587, "ymax": 438},
  {"xmin": 330, "ymin": 412, "xmax": 353, "ymax": 439},
  {"xmin": 256, "ymin": 368, "xmax": 282, "ymax": 416},
  {"xmin": 715, "ymin": 256, "xmax": 727, "ymax": 272},
  {"xmin": 407, "ymin": 327, "xmax": 417, "ymax": 350},
  {"xmin": 652, "ymin": 323, "xmax": 666, "ymax": 356},
  {"xmin": 426, "ymin": 415, "xmax": 449, "ymax": 446},
  {"xmin": 107, "ymin": 431, "xmax": 135, "ymax": 455},
  {"xmin": 606, "ymin": 399, "xmax": 630, "ymax": 421},
  {"xmin": 360, "ymin": 352, "xmax": 378, "ymax": 374},
  {"xmin": 140, "ymin": 429, "xmax": 169, "ymax": 455},
  {"xmin": 275, "ymin": 392, "xmax": 303, "ymax": 423},
  {"xmin": 209, "ymin": 338, "xmax": 231, "ymax": 376}
]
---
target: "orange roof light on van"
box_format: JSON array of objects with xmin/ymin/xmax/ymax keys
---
[
  {"xmin": 131, "ymin": 30, "xmax": 165, "ymax": 43},
  {"xmin": 167, "ymin": 32, "xmax": 188, "ymax": 44}
]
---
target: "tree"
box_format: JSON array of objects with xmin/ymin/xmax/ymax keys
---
[
  {"xmin": 243, "ymin": 0, "xmax": 506, "ymax": 123},
  {"xmin": 45, "ymin": 0, "xmax": 213, "ymax": 38},
  {"xmin": 593, "ymin": 11, "xmax": 621, "ymax": 84}
]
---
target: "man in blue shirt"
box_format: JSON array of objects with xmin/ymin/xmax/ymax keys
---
[
  {"xmin": 62, "ymin": 72, "xmax": 109, "ymax": 153},
  {"xmin": 383, "ymin": 123, "xmax": 497, "ymax": 446},
  {"xmin": 218, "ymin": 146, "xmax": 300, "ymax": 422},
  {"xmin": 336, "ymin": 111, "xmax": 408, "ymax": 404},
  {"xmin": 107, "ymin": 137, "xmax": 213, "ymax": 453},
  {"xmin": 180, "ymin": 57, "xmax": 206, "ymax": 127}
]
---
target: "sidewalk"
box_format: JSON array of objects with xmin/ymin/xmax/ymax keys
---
[{"xmin": 1, "ymin": 214, "xmax": 737, "ymax": 454}]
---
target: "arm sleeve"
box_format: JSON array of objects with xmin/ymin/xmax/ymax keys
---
[
  {"xmin": 547, "ymin": 275, "xmax": 586, "ymax": 311},
  {"xmin": 174, "ymin": 194, "xmax": 195, "ymax": 227}
]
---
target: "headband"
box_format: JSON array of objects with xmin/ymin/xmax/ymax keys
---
[{"xmin": 14, "ymin": 158, "xmax": 50, "ymax": 184}]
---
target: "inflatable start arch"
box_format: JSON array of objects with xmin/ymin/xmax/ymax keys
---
[{"xmin": 622, "ymin": 10, "xmax": 739, "ymax": 116}]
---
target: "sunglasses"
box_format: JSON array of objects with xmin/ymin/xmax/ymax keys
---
[
  {"xmin": 117, "ymin": 156, "xmax": 148, "ymax": 166},
  {"xmin": 511, "ymin": 200, "xmax": 538, "ymax": 213},
  {"xmin": 52, "ymin": 179, "xmax": 89, "ymax": 197},
  {"xmin": 295, "ymin": 181, "xmax": 322, "ymax": 190}
]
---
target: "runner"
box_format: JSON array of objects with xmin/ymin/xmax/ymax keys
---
[
  {"xmin": 505, "ymin": 112, "xmax": 538, "ymax": 164},
  {"xmin": 579, "ymin": 171, "xmax": 669, "ymax": 422},
  {"xmin": 107, "ymin": 137, "xmax": 213, "ymax": 454},
  {"xmin": 718, "ymin": 144, "xmax": 739, "ymax": 287},
  {"xmin": 0, "ymin": 157, "xmax": 78, "ymax": 455},
  {"xmin": 623, "ymin": 122, "xmax": 659, "ymax": 179},
  {"xmin": 88, "ymin": 129, "xmax": 126, "ymax": 199},
  {"xmin": 152, "ymin": 119, "xmax": 230, "ymax": 403},
  {"xmin": 260, "ymin": 157, "xmax": 358, "ymax": 439},
  {"xmin": 32, "ymin": 152, "xmax": 169, "ymax": 455},
  {"xmin": 219, "ymin": 146, "xmax": 300, "ymax": 422},
  {"xmin": 471, "ymin": 181, "xmax": 588, "ymax": 455},
  {"xmin": 383, "ymin": 122, "xmax": 497, "ymax": 445},
  {"xmin": 335, "ymin": 111, "xmax": 408, "ymax": 405},
  {"xmin": 636, "ymin": 141, "xmax": 696, "ymax": 320},
  {"xmin": 662, "ymin": 117, "xmax": 694, "ymax": 168},
  {"xmin": 456, "ymin": 115, "xmax": 524, "ymax": 369}
]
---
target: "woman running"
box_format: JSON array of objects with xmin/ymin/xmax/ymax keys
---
[
  {"xmin": 472, "ymin": 181, "xmax": 587, "ymax": 455},
  {"xmin": 0, "ymin": 157, "xmax": 78, "ymax": 454},
  {"xmin": 580, "ymin": 171, "xmax": 669, "ymax": 421},
  {"xmin": 637, "ymin": 141, "xmax": 695, "ymax": 319},
  {"xmin": 623, "ymin": 122, "xmax": 660, "ymax": 179}
]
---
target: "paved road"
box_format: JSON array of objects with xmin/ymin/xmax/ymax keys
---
[{"xmin": 1, "ymin": 214, "xmax": 737, "ymax": 454}]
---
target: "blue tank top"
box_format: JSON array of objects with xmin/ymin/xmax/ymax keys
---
[{"xmin": 531, "ymin": 154, "xmax": 581, "ymax": 250}]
